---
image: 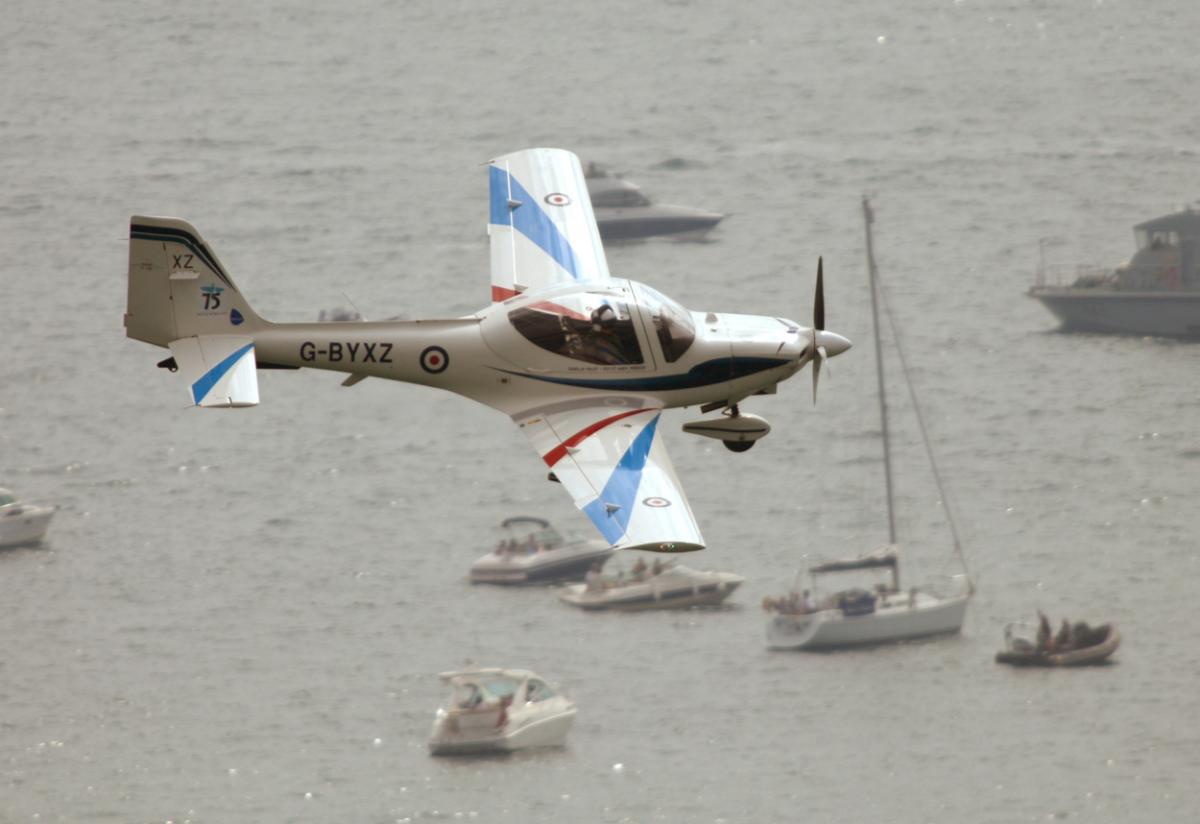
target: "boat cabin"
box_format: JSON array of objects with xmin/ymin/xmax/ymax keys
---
[{"xmin": 1121, "ymin": 208, "xmax": 1200, "ymax": 289}]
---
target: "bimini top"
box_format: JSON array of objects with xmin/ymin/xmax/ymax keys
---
[
  {"xmin": 1134, "ymin": 208, "xmax": 1200, "ymax": 237},
  {"xmin": 501, "ymin": 516, "xmax": 551, "ymax": 530},
  {"xmin": 438, "ymin": 668, "xmax": 539, "ymax": 684},
  {"xmin": 810, "ymin": 547, "xmax": 898, "ymax": 574}
]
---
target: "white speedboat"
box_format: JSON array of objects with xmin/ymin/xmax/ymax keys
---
[
  {"xmin": 585, "ymin": 164, "xmax": 723, "ymax": 242},
  {"xmin": 765, "ymin": 551, "xmax": 970, "ymax": 650},
  {"xmin": 765, "ymin": 198, "xmax": 973, "ymax": 651},
  {"xmin": 558, "ymin": 562, "xmax": 743, "ymax": 611},
  {"xmin": 428, "ymin": 669, "xmax": 576, "ymax": 756},
  {"xmin": 0, "ymin": 488, "xmax": 56, "ymax": 548},
  {"xmin": 469, "ymin": 516, "xmax": 615, "ymax": 585}
]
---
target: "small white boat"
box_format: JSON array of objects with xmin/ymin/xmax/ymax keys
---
[
  {"xmin": 469, "ymin": 516, "xmax": 614, "ymax": 585},
  {"xmin": 428, "ymin": 668, "xmax": 576, "ymax": 756},
  {"xmin": 0, "ymin": 488, "xmax": 56, "ymax": 548},
  {"xmin": 766, "ymin": 551, "xmax": 970, "ymax": 650},
  {"xmin": 558, "ymin": 561, "xmax": 743, "ymax": 611}
]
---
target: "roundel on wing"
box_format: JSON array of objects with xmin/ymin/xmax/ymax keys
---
[
  {"xmin": 544, "ymin": 192, "xmax": 571, "ymax": 207},
  {"xmin": 420, "ymin": 346, "xmax": 449, "ymax": 374},
  {"xmin": 642, "ymin": 496, "xmax": 672, "ymax": 508}
]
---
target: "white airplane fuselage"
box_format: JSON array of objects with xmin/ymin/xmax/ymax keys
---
[{"xmin": 249, "ymin": 279, "xmax": 812, "ymax": 419}]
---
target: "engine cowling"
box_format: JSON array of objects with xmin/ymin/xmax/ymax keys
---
[{"xmin": 682, "ymin": 412, "xmax": 771, "ymax": 448}]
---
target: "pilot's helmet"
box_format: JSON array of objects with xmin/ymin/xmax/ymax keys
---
[{"xmin": 591, "ymin": 304, "xmax": 617, "ymax": 331}]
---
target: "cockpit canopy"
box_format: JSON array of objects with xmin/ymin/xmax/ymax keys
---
[
  {"xmin": 508, "ymin": 292, "xmax": 644, "ymax": 366},
  {"xmin": 636, "ymin": 283, "xmax": 696, "ymax": 363},
  {"xmin": 506, "ymin": 283, "xmax": 696, "ymax": 366}
]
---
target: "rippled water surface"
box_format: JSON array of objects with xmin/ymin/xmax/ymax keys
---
[{"xmin": 3, "ymin": 1, "xmax": 1199, "ymax": 821}]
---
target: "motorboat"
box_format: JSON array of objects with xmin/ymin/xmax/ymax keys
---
[
  {"xmin": 765, "ymin": 197, "xmax": 973, "ymax": 651},
  {"xmin": 0, "ymin": 488, "xmax": 56, "ymax": 548},
  {"xmin": 584, "ymin": 164, "xmax": 723, "ymax": 242},
  {"xmin": 468, "ymin": 516, "xmax": 614, "ymax": 585},
  {"xmin": 428, "ymin": 668, "xmax": 576, "ymax": 755},
  {"xmin": 765, "ymin": 551, "xmax": 971, "ymax": 650},
  {"xmin": 995, "ymin": 620, "xmax": 1120, "ymax": 667},
  {"xmin": 558, "ymin": 560, "xmax": 743, "ymax": 611},
  {"xmin": 1028, "ymin": 207, "xmax": 1200, "ymax": 337}
]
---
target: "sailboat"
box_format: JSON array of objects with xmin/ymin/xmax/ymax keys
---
[{"xmin": 765, "ymin": 197, "xmax": 974, "ymax": 651}]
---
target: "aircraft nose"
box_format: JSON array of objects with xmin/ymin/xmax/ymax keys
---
[{"xmin": 817, "ymin": 330, "xmax": 852, "ymax": 358}]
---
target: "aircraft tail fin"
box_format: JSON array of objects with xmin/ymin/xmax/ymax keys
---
[
  {"xmin": 168, "ymin": 335, "xmax": 259, "ymax": 408},
  {"xmin": 125, "ymin": 216, "xmax": 265, "ymax": 347}
]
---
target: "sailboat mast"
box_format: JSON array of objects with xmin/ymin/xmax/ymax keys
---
[{"xmin": 863, "ymin": 196, "xmax": 897, "ymax": 546}]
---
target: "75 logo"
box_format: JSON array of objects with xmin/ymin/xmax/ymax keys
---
[{"xmin": 200, "ymin": 284, "xmax": 224, "ymax": 311}]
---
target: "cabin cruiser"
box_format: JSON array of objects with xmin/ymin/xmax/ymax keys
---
[
  {"xmin": 0, "ymin": 488, "xmax": 56, "ymax": 548},
  {"xmin": 995, "ymin": 618, "xmax": 1120, "ymax": 667},
  {"xmin": 584, "ymin": 164, "xmax": 723, "ymax": 242},
  {"xmin": 765, "ymin": 550, "xmax": 971, "ymax": 650},
  {"xmin": 1029, "ymin": 206, "xmax": 1200, "ymax": 336},
  {"xmin": 428, "ymin": 669, "xmax": 576, "ymax": 755},
  {"xmin": 469, "ymin": 516, "xmax": 614, "ymax": 584},
  {"xmin": 558, "ymin": 560, "xmax": 743, "ymax": 611}
]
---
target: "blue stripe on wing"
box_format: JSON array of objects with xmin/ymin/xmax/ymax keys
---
[
  {"xmin": 581, "ymin": 413, "xmax": 661, "ymax": 544},
  {"xmin": 190, "ymin": 343, "xmax": 253, "ymax": 404},
  {"xmin": 489, "ymin": 165, "xmax": 580, "ymax": 280}
]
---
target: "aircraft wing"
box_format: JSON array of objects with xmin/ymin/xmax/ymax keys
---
[
  {"xmin": 513, "ymin": 401, "xmax": 704, "ymax": 552},
  {"xmin": 488, "ymin": 148, "xmax": 612, "ymax": 302}
]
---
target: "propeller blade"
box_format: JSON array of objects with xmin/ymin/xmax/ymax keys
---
[
  {"xmin": 811, "ymin": 352, "xmax": 822, "ymax": 404},
  {"xmin": 814, "ymin": 257, "xmax": 825, "ymax": 331}
]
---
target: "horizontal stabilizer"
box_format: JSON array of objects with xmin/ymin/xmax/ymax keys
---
[{"xmin": 168, "ymin": 335, "xmax": 259, "ymax": 408}]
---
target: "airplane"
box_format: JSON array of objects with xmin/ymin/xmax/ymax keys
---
[{"xmin": 124, "ymin": 148, "xmax": 851, "ymax": 553}]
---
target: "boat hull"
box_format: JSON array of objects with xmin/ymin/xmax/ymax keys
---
[
  {"xmin": 995, "ymin": 628, "xmax": 1120, "ymax": 667},
  {"xmin": 558, "ymin": 569, "xmax": 743, "ymax": 611},
  {"xmin": 1028, "ymin": 288, "xmax": 1200, "ymax": 337},
  {"xmin": 766, "ymin": 593, "xmax": 969, "ymax": 650},
  {"xmin": 0, "ymin": 506, "xmax": 55, "ymax": 548},
  {"xmin": 595, "ymin": 206, "xmax": 723, "ymax": 242},
  {"xmin": 469, "ymin": 544, "xmax": 614, "ymax": 585},
  {"xmin": 428, "ymin": 707, "xmax": 576, "ymax": 755}
]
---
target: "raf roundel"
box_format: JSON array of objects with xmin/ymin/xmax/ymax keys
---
[
  {"xmin": 419, "ymin": 345, "xmax": 449, "ymax": 374},
  {"xmin": 642, "ymin": 496, "xmax": 672, "ymax": 508},
  {"xmin": 544, "ymin": 192, "xmax": 571, "ymax": 207}
]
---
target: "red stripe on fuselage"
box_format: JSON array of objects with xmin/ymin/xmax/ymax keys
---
[
  {"xmin": 542, "ymin": 408, "xmax": 654, "ymax": 467},
  {"xmin": 492, "ymin": 285, "xmax": 522, "ymax": 302}
]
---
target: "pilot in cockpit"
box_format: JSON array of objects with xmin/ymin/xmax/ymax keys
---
[{"xmin": 575, "ymin": 304, "xmax": 627, "ymax": 365}]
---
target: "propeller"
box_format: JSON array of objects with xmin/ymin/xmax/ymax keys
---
[{"xmin": 811, "ymin": 257, "xmax": 828, "ymax": 404}]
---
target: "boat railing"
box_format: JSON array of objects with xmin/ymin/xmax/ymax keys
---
[{"xmin": 1034, "ymin": 263, "xmax": 1111, "ymax": 288}]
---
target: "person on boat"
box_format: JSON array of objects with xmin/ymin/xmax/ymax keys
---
[
  {"xmin": 651, "ymin": 558, "xmax": 664, "ymax": 576},
  {"xmin": 801, "ymin": 590, "xmax": 815, "ymax": 613},
  {"xmin": 585, "ymin": 562, "xmax": 605, "ymax": 593},
  {"xmin": 1055, "ymin": 619, "xmax": 1073, "ymax": 652},
  {"xmin": 630, "ymin": 557, "xmax": 648, "ymax": 581},
  {"xmin": 1036, "ymin": 611, "xmax": 1053, "ymax": 653}
]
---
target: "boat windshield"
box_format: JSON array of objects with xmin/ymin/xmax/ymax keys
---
[
  {"xmin": 509, "ymin": 294, "xmax": 644, "ymax": 366},
  {"xmin": 636, "ymin": 284, "xmax": 695, "ymax": 362},
  {"xmin": 591, "ymin": 188, "xmax": 651, "ymax": 208},
  {"xmin": 480, "ymin": 678, "xmax": 519, "ymax": 700},
  {"xmin": 525, "ymin": 679, "xmax": 556, "ymax": 702}
]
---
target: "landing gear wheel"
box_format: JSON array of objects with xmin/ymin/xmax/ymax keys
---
[{"xmin": 723, "ymin": 439, "xmax": 754, "ymax": 453}]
